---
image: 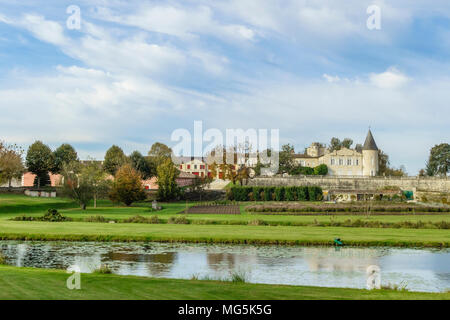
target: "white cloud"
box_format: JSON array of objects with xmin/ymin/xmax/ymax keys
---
[
  {"xmin": 323, "ymin": 74, "xmax": 340, "ymax": 83},
  {"xmin": 369, "ymin": 67, "xmax": 410, "ymax": 89}
]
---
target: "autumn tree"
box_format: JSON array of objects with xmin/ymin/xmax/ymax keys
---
[
  {"xmin": 156, "ymin": 158, "xmax": 180, "ymax": 201},
  {"xmin": 426, "ymin": 143, "xmax": 450, "ymax": 176},
  {"xmin": 52, "ymin": 143, "xmax": 78, "ymax": 173},
  {"xmin": 0, "ymin": 143, "xmax": 25, "ymax": 189},
  {"xmin": 26, "ymin": 141, "xmax": 54, "ymax": 188},
  {"xmin": 109, "ymin": 164, "xmax": 146, "ymax": 206},
  {"xmin": 103, "ymin": 145, "xmax": 127, "ymax": 176}
]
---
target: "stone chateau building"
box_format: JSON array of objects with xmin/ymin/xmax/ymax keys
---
[{"xmin": 293, "ymin": 130, "xmax": 379, "ymax": 177}]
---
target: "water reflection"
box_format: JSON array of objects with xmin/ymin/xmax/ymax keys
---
[{"xmin": 0, "ymin": 241, "xmax": 449, "ymax": 292}]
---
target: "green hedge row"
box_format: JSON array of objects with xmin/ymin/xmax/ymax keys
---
[{"xmin": 227, "ymin": 186, "xmax": 323, "ymax": 201}]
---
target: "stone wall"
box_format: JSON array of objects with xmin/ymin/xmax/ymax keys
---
[{"xmin": 247, "ymin": 176, "xmax": 450, "ymax": 193}]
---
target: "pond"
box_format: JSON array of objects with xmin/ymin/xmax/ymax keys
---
[{"xmin": 1, "ymin": 241, "xmax": 449, "ymax": 292}]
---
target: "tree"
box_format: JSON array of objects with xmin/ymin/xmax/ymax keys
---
[
  {"xmin": 341, "ymin": 138, "xmax": 353, "ymax": 149},
  {"xmin": 329, "ymin": 138, "xmax": 341, "ymax": 152},
  {"xmin": 148, "ymin": 142, "xmax": 172, "ymax": 168},
  {"xmin": 103, "ymin": 145, "xmax": 127, "ymax": 176},
  {"xmin": 329, "ymin": 137, "xmax": 353, "ymax": 151},
  {"xmin": 109, "ymin": 164, "xmax": 146, "ymax": 206},
  {"xmin": 129, "ymin": 151, "xmax": 153, "ymax": 179},
  {"xmin": 278, "ymin": 144, "xmax": 295, "ymax": 174},
  {"xmin": 60, "ymin": 161, "xmax": 94, "ymax": 210},
  {"xmin": 26, "ymin": 141, "xmax": 54, "ymax": 188},
  {"xmin": 378, "ymin": 150, "xmax": 406, "ymax": 177},
  {"xmin": 378, "ymin": 150, "xmax": 390, "ymax": 176},
  {"xmin": 426, "ymin": 143, "xmax": 450, "ymax": 177},
  {"xmin": 156, "ymin": 158, "xmax": 180, "ymax": 201},
  {"xmin": 52, "ymin": 144, "xmax": 78, "ymax": 173},
  {"xmin": 0, "ymin": 143, "xmax": 25, "ymax": 188},
  {"xmin": 81, "ymin": 159, "xmax": 111, "ymax": 208}
]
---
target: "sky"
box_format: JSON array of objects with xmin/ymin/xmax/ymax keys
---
[{"xmin": 0, "ymin": 0, "xmax": 449, "ymax": 174}]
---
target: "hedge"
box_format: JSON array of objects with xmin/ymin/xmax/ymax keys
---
[{"xmin": 228, "ymin": 186, "xmax": 323, "ymax": 202}]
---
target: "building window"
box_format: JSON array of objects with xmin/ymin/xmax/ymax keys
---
[
  {"xmin": 194, "ymin": 165, "xmax": 197, "ymax": 169},
  {"xmin": 200, "ymin": 165, "xmax": 205, "ymax": 169},
  {"xmin": 331, "ymin": 158, "xmax": 335, "ymax": 165},
  {"xmin": 339, "ymin": 158, "xmax": 343, "ymax": 166},
  {"xmin": 347, "ymin": 158, "xmax": 352, "ymax": 166},
  {"xmin": 187, "ymin": 165, "xmax": 190, "ymax": 169},
  {"xmin": 180, "ymin": 165, "xmax": 183, "ymax": 169},
  {"xmin": 355, "ymin": 159, "xmax": 359, "ymax": 166}
]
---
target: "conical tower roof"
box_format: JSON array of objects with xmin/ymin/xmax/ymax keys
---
[{"xmin": 363, "ymin": 129, "xmax": 378, "ymax": 151}]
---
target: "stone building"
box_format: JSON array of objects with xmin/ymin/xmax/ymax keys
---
[{"xmin": 293, "ymin": 130, "xmax": 379, "ymax": 177}]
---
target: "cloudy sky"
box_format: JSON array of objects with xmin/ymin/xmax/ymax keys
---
[{"xmin": 0, "ymin": 0, "xmax": 449, "ymax": 174}]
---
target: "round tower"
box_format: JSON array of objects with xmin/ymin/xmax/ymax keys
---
[{"xmin": 362, "ymin": 129, "xmax": 379, "ymax": 176}]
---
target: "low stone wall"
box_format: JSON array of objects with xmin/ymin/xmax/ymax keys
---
[
  {"xmin": 24, "ymin": 190, "xmax": 57, "ymax": 198},
  {"xmin": 247, "ymin": 176, "xmax": 450, "ymax": 193}
]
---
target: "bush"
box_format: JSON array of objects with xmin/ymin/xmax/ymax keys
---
[
  {"xmin": 285, "ymin": 187, "xmax": 296, "ymax": 201},
  {"xmin": 274, "ymin": 187, "xmax": 284, "ymax": 201},
  {"xmin": 264, "ymin": 187, "xmax": 274, "ymax": 201},
  {"xmin": 296, "ymin": 186, "xmax": 308, "ymax": 201},
  {"xmin": 168, "ymin": 216, "xmax": 190, "ymax": 224},
  {"xmin": 94, "ymin": 265, "xmax": 112, "ymax": 274},
  {"xmin": 84, "ymin": 216, "xmax": 108, "ymax": 223},
  {"xmin": 41, "ymin": 209, "xmax": 70, "ymax": 222},
  {"xmin": 226, "ymin": 186, "xmax": 322, "ymax": 202},
  {"xmin": 0, "ymin": 253, "xmax": 7, "ymax": 265},
  {"xmin": 314, "ymin": 164, "xmax": 328, "ymax": 175}
]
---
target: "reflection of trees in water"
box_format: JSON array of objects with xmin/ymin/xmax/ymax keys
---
[
  {"xmin": 207, "ymin": 253, "xmax": 258, "ymax": 271},
  {"xmin": 147, "ymin": 252, "xmax": 177, "ymax": 276},
  {"xmin": 207, "ymin": 253, "xmax": 236, "ymax": 271}
]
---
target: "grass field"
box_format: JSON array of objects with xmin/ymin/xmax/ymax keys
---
[
  {"xmin": 0, "ymin": 265, "xmax": 448, "ymax": 300},
  {"xmin": 0, "ymin": 194, "xmax": 449, "ymax": 246}
]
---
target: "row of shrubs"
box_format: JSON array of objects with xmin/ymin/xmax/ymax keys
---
[
  {"xmin": 246, "ymin": 204, "xmax": 450, "ymax": 213},
  {"xmin": 227, "ymin": 186, "xmax": 323, "ymax": 202},
  {"xmin": 13, "ymin": 209, "xmax": 71, "ymax": 222}
]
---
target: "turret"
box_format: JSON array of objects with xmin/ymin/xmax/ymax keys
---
[{"xmin": 362, "ymin": 129, "xmax": 379, "ymax": 176}]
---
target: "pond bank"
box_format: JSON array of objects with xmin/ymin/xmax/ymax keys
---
[{"xmin": 0, "ymin": 265, "xmax": 449, "ymax": 300}]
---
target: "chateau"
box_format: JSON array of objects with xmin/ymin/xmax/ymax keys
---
[{"xmin": 293, "ymin": 130, "xmax": 379, "ymax": 177}]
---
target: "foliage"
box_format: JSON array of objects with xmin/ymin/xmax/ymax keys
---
[
  {"xmin": 41, "ymin": 209, "xmax": 70, "ymax": 222},
  {"xmin": 156, "ymin": 158, "xmax": 180, "ymax": 201},
  {"xmin": 228, "ymin": 186, "xmax": 322, "ymax": 202},
  {"xmin": 52, "ymin": 144, "xmax": 78, "ymax": 173},
  {"xmin": 278, "ymin": 144, "xmax": 295, "ymax": 174},
  {"xmin": 0, "ymin": 142, "xmax": 25, "ymax": 188},
  {"xmin": 426, "ymin": 143, "xmax": 450, "ymax": 176},
  {"xmin": 103, "ymin": 145, "xmax": 127, "ymax": 176},
  {"xmin": 129, "ymin": 150, "xmax": 154, "ymax": 179},
  {"xmin": 60, "ymin": 161, "xmax": 95, "ymax": 210},
  {"xmin": 148, "ymin": 142, "xmax": 173, "ymax": 169},
  {"xmin": 314, "ymin": 164, "xmax": 328, "ymax": 175},
  {"xmin": 109, "ymin": 164, "xmax": 146, "ymax": 206},
  {"xmin": 25, "ymin": 141, "xmax": 54, "ymax": 188},
  {"xmin": 80, "ymin": 159, "xmax": 111, "ymax": 208},
  {"xmin": 168, "ymin": 215, "xmax": 190, "ymax": 224},
  {"xmin": 329, "ymin": 137, "xmax": 353, "ymax": 151}
]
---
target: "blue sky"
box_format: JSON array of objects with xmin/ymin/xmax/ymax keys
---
[{"xmin": 0, "ymin": 0, "xmax": 449, "ymax": 174}]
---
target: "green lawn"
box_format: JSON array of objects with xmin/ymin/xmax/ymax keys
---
[
  {"xmin": 0, "ymin": 194, "xmax": 449, "ymax": 246},
  {"xmin": 0, "ymin": 266, "xmax": 448, "ymax": 300},
  {"xmin": 1, "ymin": 220, "xmax": 449, "ymax": 246}
]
